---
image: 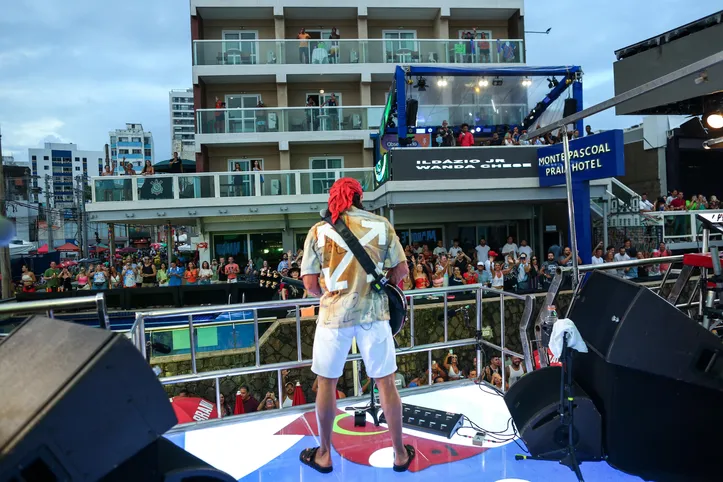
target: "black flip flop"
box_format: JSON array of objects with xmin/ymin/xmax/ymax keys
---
[
  {"xmin": 299, "ymin": 447, "xmax": 333, "ymax": 474},
  {"xmin": 393, "ymin": 444, "xmax": 416, "ymax": 473}
]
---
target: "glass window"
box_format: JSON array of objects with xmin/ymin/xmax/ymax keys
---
[
  {"xmin": 75, "ymin": 166, "xmax": 80, "ymax": 171},
  {"xmin": 75, "ymin": 157, "xmax": 80, "ymax": 162},
  {"xmin": 82, "ymin": 157, "xmax": 87, "ymax": 162},
  {"xmin": 310, "ymin": 157, "xmax": 342, "ymax": 194},
  {"xmin": 119, "ymin": 137, "xmax": 128, "ymax": 142},
  {"xmin": 44, "ymin": 166, "xmax": 49, "ymax": 170},
  {"xmin": 131, "ymin": 137, "xmax": 141, "ymax": 142},
  {"xmin": 249, "ymin": 232, "xmax": 283, "ymax": 269},
  {"xmin": 212, "ymin": 234, "xmax": 249, "ymax": 263},
  {"xmin": 110, "ymin": 136, "xmax": 117, "ymax": 143},
  {"xmin": 43, "ymin": 156, "xmax": 49, "ymax": 160},
  {"xmin": 409, "ymin": 228, "xmax": 443, "ymax": 247}
]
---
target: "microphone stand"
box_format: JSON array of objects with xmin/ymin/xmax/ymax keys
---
[{"xmin": 516, "ymin": 333, "xmax": 585, "ymax": 482}]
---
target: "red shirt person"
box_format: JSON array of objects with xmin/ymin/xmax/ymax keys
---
[
  {"xmin": 457, "ymin": 123, "xmax": 475, "ymax": 146},
  {"xmin": 225, "ymin": 256, "xmax": 240, "ymax": 282}
]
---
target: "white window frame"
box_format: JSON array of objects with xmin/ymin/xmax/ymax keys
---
[
  {"xmin": 382, "ymin": 30, "xmax": 418, "ymax": 64},
  {"xmin": 305, "ymin": 92, "xmax": 343, "ymax": 131},
  {"xmin": 309, "ymin": 156, "xmax": 344, "ymax": 194},
  {"xmin": 221, "ymin": 30, "xmax": 260, "ymax": 65},
  {"xmin": 227, "ymin": 158, "xmax": 263, "ymax": 197},
  {"xmin": 225, "ymin": 94, "xmax": 261, "ymax": 133}
]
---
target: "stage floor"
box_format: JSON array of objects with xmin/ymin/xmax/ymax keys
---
[{"xmin": 166, "ymin": 382, "xmax": 641, "ymax": 482}]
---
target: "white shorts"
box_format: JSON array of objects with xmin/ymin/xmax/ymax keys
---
[{"xmin": 311, "ymin": 321, "xmax": 397, "ymax": 380}]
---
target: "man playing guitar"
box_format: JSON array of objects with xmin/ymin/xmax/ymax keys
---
[{"xmin": 299, "ymin": 178, "xmax": 414, "ymax": 474}]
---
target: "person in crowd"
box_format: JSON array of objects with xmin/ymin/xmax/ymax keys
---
[
  {"xmin": 457, "ymin": 123, "xmax": 475, "ymax": 146},
  {"xmin": 76, "ymin": 267, "xmax": 89, "ymax": 290},
  {"xmin": 43, "ymin": 261, "xmax": 61, "ymax": 293},
  {"xmin": 529, "ymin": 255, "xmax": 541, "ymax": 290},
  {"xmin": 199, "ymin": 261, "xmax": 213, "ymax": 285},
  {"xmin": 282, "ymin": 382, "xmax": 296, "ymax": 408},
  {"xmin": 585, "ymin": 125, "xmax": 593, "ymax": 136},
  {"xmin": 59, "ymin": 266, "xmax": 72, "ymax": 292},
  {"xmin": 217, "ymin": 393, "xmax": 232, "ymax": 417},
  {"xmin": 476, "ymin": 261, "xmax": 492, "ymax": 286},
  {"xmin": 491, "ymin": 262, "xmax": 505, "ymax": 290},
  {"xmin": 502, "ymin": 254, "xmax": 517, "ymax": 291},
  {"xmin": 518, "ymin": 240, "xmax": 533, "ymax": 259},
  {"xmin": 252, "ymin": 160, "xmax": 264, "ymax": 193},
  {"xmin": 449, "ymin": 266, "xmax": 465, "ymax": 286},
  {"xmin": 109, "ymin": 266, "xmax": 121, "ymax": 289},
  {"xmin": 141, "ymin": 160, "xmax": 155, "ymax": 176},
  {"xmin": 123, "ymin": 262, "xmax": 136, "ymax": 288},
  {"xmin": 463, "ymin": 263, "xmax": 478, "ymax": 285},
  {"xmin": 237, "ymin": 385, "xmax": 258, "ymax": 414},
  {"xmin": 591, "ymin": 242, "xmax": 605, "ymax": 264},
  {"xmin": 134, "ymin": 261, "xmax": 143, "ymax": 287},
  {"xmin": 328, "ymin": 27, "xmax": 341, "ymax": 63},
  {"xmin": 184, "ymin": 261, "xmax": 199, "ymax": 286},
  {"xmin": 21, "ymin": 265, "xmax": 36, "ymax": 293},
  {"xmin": 435, "ymin": 120, "xmax": 455, "ymax": 147},
  {"xmin": 412, "ymin": 261, "xmax": 429, "ymax": 290},
  {"xmin": 278, "ymin": 252, "xmax": 290, "ymax": 272},
  {"xmin": 258, "ymin": 392, "xmax": 280, "ymax": 411},
  {"xmin": 167, "ymin": 261, "xmax": 184, "ymax": 287},
  {"xmin": 614, "ymin": 246, "xmax": 631, "ymax": 277},
  {"xmin": 225, "ymin": 256, "xmax": 240, "ymax": 283},
  {"xmin": 217, "ymin": 257, "xmax": 228, "ymax": 283},
  {"xmin": 558, "ymin": 247, "xmax": 582, "ymax": 267},
  {"xmin": 433, "ymin": 255, "xmax": 448, "ymax": 287},
  {"xmin": 448, "ymin": 239, "xmax": 462, "ymax": 258},
  {"xmin": 443, "ymin": 352, "xmax": 462, "ymax": 380},
  {"xmin": 157, "ymin": 263, "xmax": 169, "ymax": 287},
  {"xmin": 92, "ymin": 265, "xmax": 107, "ymax": 290},
  {"xmin": 141, "ymin": 257, "xmax": 157, "ymax": 287},
  {"xmin": 433, "ymin": 240, "xmax": 447, "ymax": 257},
  {"xmin": 297, "ymin": 28, "xmax": 311, "ymax": 64},
  {"xmin": 282, "ymin": 266, "xmax": 306, "ymax": 300},
  {"xmin": 505, "ymin": 356, "xmax": 527, "ymax": 390},
  {"xmin": 709, "ymin": 195, "xmax": 720, "ymax": 210},
  {"xmin": 210, "ymin": 259, "xmax": 219, "ymax": 283},
  {"xmin": 540, "ymin": 251, "xmax": 558, "ymax": 288},
  {"xmin": 483, "ymin": 356, "xmax": 502, "ymax": 384},
  {"xmin": 231, "ymin": 163, "xmax": 244, "ymax": 197},
  {"xmin": 245, "ymin": 259, "xmax": 257, "ymax": 279},
  {"xmin": 501, "ymin": 236, "xmax": 518, "ymax": 259},
  {"xmin": 475, "ymin": 238, "xmax": 490, "ymax": 264},
  {"xmin": 516, "ymin": 253, "xmax": 531, "ymax": 292}
]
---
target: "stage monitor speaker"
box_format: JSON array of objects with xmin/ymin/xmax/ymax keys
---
[
  {"xmin": 406, "ymin": 99, "xmax": 419, "ymax": 127},
  {"xmin": 569, "ymin": 272, "xmax": 723, "ymax": 481},
  {"xmin": 563, "ymin": 98, "xmax": 578, "ymax": 118},
  {"xmin": 0, "ymin": 316, "xmax": 216, "ymax": 482},
  {"xmin": 504, "ymin": 366, "xmax": 603, "ymax": 461},
  {"xmin": 570, "ymin": 270, "xmax": 723, "ymax": 391}
]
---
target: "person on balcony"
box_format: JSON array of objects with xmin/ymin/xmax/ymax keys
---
[
  {"xmin": 457, "ymin": 123, "xmax": 474, "ymax": 146},
  {"xmin": 252, "ymin": 160, "xmax": 264, "ymax": 194},
  {"xmin": 297, "ymin": 28, "xmax": 311, "ymax": 64},
  {"xmin": 141, "ymin": 160, "xmax": 155, "ymax": 176},
  {"xmin": 328, "ymin": 28, "xmax": 341, "ymax": 63},
  {"xmin": 169, "ymin": 152, "xmax": 184, "ymax": 174}
]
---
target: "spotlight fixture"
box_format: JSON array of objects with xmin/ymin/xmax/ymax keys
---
[
  {"xmin": 492, "ymin": 77, "xmax": 503, "ymax": 87},
  {"xmin": 474, "ymin": 86, "xmax": 480, "ymax": 93},
  {"xmin": 437, "ymin": 77, "xmax": 448, "ymax": 87},
  {"xmin": 478, "ymin": 78, "xmax": 489, "ymax": 87},
  {"xmin": 319, "ymin": 89, "xmax": 325, "ymax": 94},
  {"xmin": 414, "ymin": 76, "xmax": 427, "ymax": 91},
  {"xmin": 705, "ymin": 112, "xmax": 723, "ymax": 129},
  {"xmin": 547, "ymin": 77, "xmax": 559, "ymax": 88},
  {"xmin": 521, "ymin": 77, "xmax": 532, "ymax": 87}
]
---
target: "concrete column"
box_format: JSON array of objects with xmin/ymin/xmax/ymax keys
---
[
  {"xmin": 357, "ymin": 12, "xmax": 368, "ymax": 39},
  {"xmin": 433, "ymin": 9, "xmax": 449, "ymax": 39},
  {"xmin": 362, "ymin": 147, "xmax": 373, "ymax": 168},
  {"xmin": 195, "ymin": 145, "xmax": 209, "ymax": 172},
  {"xmin": 274, "ymin": 16, "xmax": 285, "ymax": 39},
  {"xmin": 360, "ymin": 82, "xmax": 371, "ymax": 106},
  {"xmin": 279, "ymin": 149, "xmax": 291, "ymax": 171},
  {"xmin": 282, "ymin": 229, "xmax": 295, "ymax": 253},
  {"xmin": 277, "ymin": 81, "xmax": 288, "ymax": 107}
]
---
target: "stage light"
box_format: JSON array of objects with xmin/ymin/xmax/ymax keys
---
[
  {"xmin": 474, "ymin": 86, "xmax": 480, "ymax": 93},
  {"xmin": 479, "ymin": 78, "xmax": 489, "ymax": 87},
  {"xmin": 437, "ymin": 78, "xmax": 448, "ymax": 87},
  {"xmin": 705, "ymin": 112, "xmax": 723, "ymax": 129},
  {"xmin": 547, "ymin": 77, "xmax": 559, "ymax": 88},
  {"xmin": 521, "ymin": 77, "xmax": 532, "ymax": 87},
  {"xmin": 492, "ymin": 77, "xmax": 503, "ymax": 87},
  {"xmin": 414, "ymin": 76, "xmax": 427, "ymax": 91}
]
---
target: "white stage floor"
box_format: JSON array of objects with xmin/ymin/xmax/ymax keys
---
[{"xmin": 166, "ymin": 382, "xmax": 642, "ymax": 481}]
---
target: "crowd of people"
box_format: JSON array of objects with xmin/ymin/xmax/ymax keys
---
[{"xmin": 434, "ymin": 121, "xmax": 594, "ymax": 148}]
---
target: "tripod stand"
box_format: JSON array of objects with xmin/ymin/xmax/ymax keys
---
[
  {"xmin": 516, "ymin": 334, "xmax": 584, "ymax": 481},
  {"xmin": 345, "ymin": 379, "xmax": 381, "ymax": 426}
]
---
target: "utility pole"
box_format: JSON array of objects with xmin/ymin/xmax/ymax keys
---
[
  {"xmin": 75, "ymin": 174, "xmax": 89, "ymax": 256},
  {"xmin": 0, "ymin": 129, "xmax": 13, "ymax": 299},
  {"xmin": 44, "ymin": 174, "xmax": 54, "ymax": 252}
]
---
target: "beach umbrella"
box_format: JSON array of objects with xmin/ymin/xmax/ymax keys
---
[{"xmin": 292, "ymin": 382, "xmax": 307, "ymax": 406}]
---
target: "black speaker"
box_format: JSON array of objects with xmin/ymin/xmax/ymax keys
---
[
  {"xmin": 0, "ymin": 317, "xmax": 233, "ymax": 482},
  {"xmin": 405, "ymin": 99, "xmax": 419, "ymax": 127},
  {"xmin": 570, "ymin": 271, "xmax": 723, "ymax": 390},
  {"xmin": 569, "ymin": 272, "xmax": 723, "ymax": 481},
  {"xmin": 504, "ymin": 366, "xmax": 603, "ymax": 461},
  {"xmin": 563, "ymin": 98, "xmax": 578, "ymax": 118}
]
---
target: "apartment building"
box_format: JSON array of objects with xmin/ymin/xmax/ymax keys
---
[
  {"xmin": 109, "ymin": 123, "xmax": 155, "ymax": 174},
  {"xmin": 170, "ymin": 88, "xmax": 196, "ymax": 157}
]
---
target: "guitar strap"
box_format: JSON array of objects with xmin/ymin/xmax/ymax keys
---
[{"xmin": 322, "ymin": 212, "xmax": 388, "ymax": 293}]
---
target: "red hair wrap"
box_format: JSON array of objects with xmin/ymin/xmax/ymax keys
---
[{"xmin": 328, "ymin": 177, "xmax": 363, "ymax": 223}]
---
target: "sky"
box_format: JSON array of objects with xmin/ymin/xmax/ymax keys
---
[{"xmin": 1, "ymin": 0, "xmax": 721, "ymax": 163}]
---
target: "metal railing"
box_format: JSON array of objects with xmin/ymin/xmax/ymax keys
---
[
  {"xmin": 0, "ymin": 294, "xmax": 110, "ymax": 330},
  {"xmin": 193, "ymin": 38, "xmax": 525, "ymax": 67},
  {"xmin": 523, "ymin": 256, "xmax": 685, "ymax": 369},
  {"xmin": 129, "ymin": 284, "xmax": 533, "ymax": 420},
  {"xmin": 90, "ymin": 168, "xmax": 374, "ymax": 204},
  {"xmin": 196, "ymin": 105, "xmax": 380, "ymax": 134}
]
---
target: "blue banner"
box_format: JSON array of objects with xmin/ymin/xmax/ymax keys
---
[{"xmin": 536, "ymin": 130, "xmax": 625, "ymax": 187}]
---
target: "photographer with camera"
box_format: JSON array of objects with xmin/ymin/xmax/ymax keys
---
[{"xmin": 257, "ymin": 391, "xmax": 279, "ymax": 411}]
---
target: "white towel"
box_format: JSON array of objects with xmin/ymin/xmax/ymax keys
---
[{"xmin": 549, "ymin": 318, "xmax": 588, "ymax": 362}]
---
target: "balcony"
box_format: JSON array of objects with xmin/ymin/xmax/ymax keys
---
[
  {"xmin": 195, "ymin": 106, "xmax": 381, "ymax": 147},
  {"xmin": 87, "ymin": 168, "xmax": 374, "ymax": 220},
  {"xmin": 192, "ymin": 38, "xmax": 525, "ymax": 79}
]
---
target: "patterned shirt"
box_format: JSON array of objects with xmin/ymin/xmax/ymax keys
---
[{"xmin": 301, "ymin": 207, "xmax": 406, "ymax": 328}]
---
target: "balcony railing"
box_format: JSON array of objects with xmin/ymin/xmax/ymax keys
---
[
  {"xmin": 193, "ymin": 38, "xmax": 525, "ymax": 67},
  {"xmin": 196, "ymin": 106, "xmax": 381, "ymax": 135},
  {"xmin": 90, "ymin": 168, "xmax": 374, "ymax": 204}
]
